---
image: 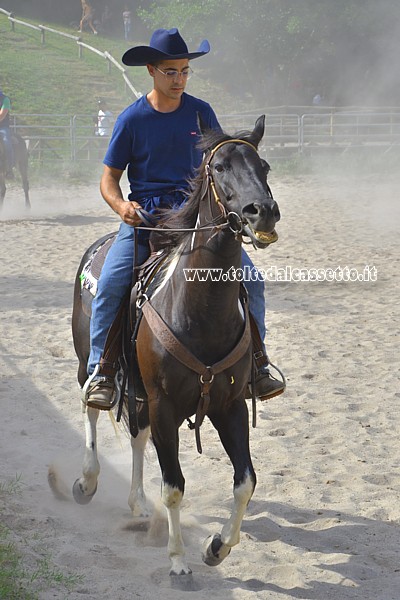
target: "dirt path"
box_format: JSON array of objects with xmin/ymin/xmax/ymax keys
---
[{"xmin": 1, "ymin": 173, "xmax": 399, "ymax": 599}]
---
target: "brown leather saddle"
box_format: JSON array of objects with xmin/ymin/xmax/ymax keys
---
[
  {"xmin": 79, "ymin": 233, "xmax": 267, "ymax": 441},
  {"xmin": 79, "ymin": 234, "xmax": 169, "ymax": 434}
]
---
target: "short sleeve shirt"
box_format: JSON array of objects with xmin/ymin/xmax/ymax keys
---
[
  {"xmin": 0, "ymin": 95, "xmax": 11, "ymax": 111},
  {"xmin": 103, "ymin": 93, "xmax": 220, "ymax": 202}
]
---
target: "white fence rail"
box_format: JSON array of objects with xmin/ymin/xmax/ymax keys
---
[
  {"xmin": 0, "ymin": 8, "xmax": 141, "ymax": 99},
  {"xmin": 218, "ymin": 111, "xmax": 400, "ymax": 158},
  {"xmin": 300, "ymin": 112, "xmax": 400, "ymax": 149},
  {"xmin": 9, "ymin": 111, "xmax": 400, "ymax": 163},
  {"xmin": 3, "ymin": 10, "xmax": 400, "ymax": 161}
]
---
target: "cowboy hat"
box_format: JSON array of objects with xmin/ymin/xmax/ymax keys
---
[{"xmin": 122, "ymin": 28, "xmax": 210, "ymax": 66}]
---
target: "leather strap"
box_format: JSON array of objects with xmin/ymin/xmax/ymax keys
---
[
  {"xmin": 141, "ymin": 298, "xmax": 251, "ymax": 453},
  {"xmin": 141, "ymin": 300, "xmax": 251, "ymax": 378},
  {"xmin": 249, "ymin": 312, "xmax": 269, "ymax": 369}
]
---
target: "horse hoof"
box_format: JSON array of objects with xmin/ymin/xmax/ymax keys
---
[
  {"xmin": 202, "ymin": 533, "xmax": 231, "ymax": 567},
  {"xmin": 72, "ymin": 478, "xmax": 97, "ymax": 505},
  {"xmin": 169, "ymin": 572, "xmax": 197, "ymax": 591},
  {"xmin": 169, "ymin": 557, "xmax": 192, "ymax": 577}
]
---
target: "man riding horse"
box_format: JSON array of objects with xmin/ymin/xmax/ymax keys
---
[
  {"xmin": 0, "ymin": 89, "xmax": 15, "ymax": 179},
  {"xmin": 84, "ymin": 28, "xmax": 285, "ymax": 409}
]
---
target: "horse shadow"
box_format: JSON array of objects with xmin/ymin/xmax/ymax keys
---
[
  {"xmin": 48, "ymin": 214, "xmax": 116, "ymax": 227},
  {"xmin": 200, "ymin": 499, "xmax": 399, "ymax": 599},
  {"xmin": 0, "ymin": 340, "xmax": 238, "ymax": 597}
]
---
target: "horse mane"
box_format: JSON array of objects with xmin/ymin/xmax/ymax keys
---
[{"xmin": 149, "ymin": 126, "xmax": 256, "ymax": 251}]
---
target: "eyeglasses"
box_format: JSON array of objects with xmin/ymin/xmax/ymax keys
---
[{"xmin": 153, "ymin": 66, "xmax": 193, "ymax": 80}]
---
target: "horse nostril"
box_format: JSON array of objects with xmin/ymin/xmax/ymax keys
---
[
  {"xmin": 242, "ymin": 201, "xmax": 280, "ymax": 224},
  {"xmin": 272, "ymin": 202, "xmax": 281, "ymax": 222},
  {"xmin": 243, "ymin": 203, "xmax": 259, "ymax": 216}
]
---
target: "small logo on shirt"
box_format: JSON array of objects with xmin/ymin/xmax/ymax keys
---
[{"xmin": 190, "ymin": 131, "xmax": 197, "ymax": 136}]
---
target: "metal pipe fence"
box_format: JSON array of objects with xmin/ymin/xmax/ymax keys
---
[{"xmin": 10, "ymin": 111, "xmax": 400, "ymax": 163}]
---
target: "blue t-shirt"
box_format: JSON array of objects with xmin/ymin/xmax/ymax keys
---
[{"xmin": 103, "ymin": 93, "xmax": 220, "ymax": 202}]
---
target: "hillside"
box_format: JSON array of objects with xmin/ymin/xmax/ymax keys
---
[{"xmin": 0, "ymin": 11, "xmax": 238, "ymax": 118}]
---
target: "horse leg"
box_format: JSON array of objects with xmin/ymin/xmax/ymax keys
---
[
  {"xmin": 20, "ymin": 171, "xmax": 30, "ymax": 209},
  {"xmin": 128, "ymin": 426, "xmax": 151, "ymax": 517},
  {"xmin": 73, "ymin": 406, "xmax": 100, "ymax": 504},
  {"xmin": 203, "ymin": 400, "xmax": 256, "ymax": 566},
  {"xmin": 151, "ymin": 406, "xmax": 190, "ymax": 576},
  {"xmin": 0, "ymin": 177, "xmax": 5, "ymax": 209},
  {"xmin": 15, "ymin": 138, "xmax": 30, "ymax": 209}
]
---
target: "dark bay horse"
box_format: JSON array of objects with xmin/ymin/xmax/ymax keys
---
[
  {"xmin": 0, "ymin": 133, "xmax": 30, "ymax": 209},
  {"xmin": 70, "ymin": 115, "xmax": 280, "ymax": 576}
]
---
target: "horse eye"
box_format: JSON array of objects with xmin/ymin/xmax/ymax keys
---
[
  {"xmin": 214, "ymin": 163, "xmax": 224, "ymax": 173},
  {"xmin": 261, "ymin": 159, "xmax": 271, "ymax": 176}
]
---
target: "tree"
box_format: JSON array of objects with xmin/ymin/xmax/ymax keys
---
[{"xmin": 138, "ymin": 0, "xmax": 400, "ymax": 106}]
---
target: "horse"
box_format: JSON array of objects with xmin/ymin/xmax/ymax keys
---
[
  {"xmin": 0, "ymin": 133, "xmax": 30, "ymax": 209},
  {"xmin": 70, "ymin": 115, "xmax": 281, "ymax": 576}
]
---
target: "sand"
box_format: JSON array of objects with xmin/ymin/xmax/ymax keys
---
[{"xmin": 0, "ymin": 170, "xmax": 399, "ymax": 600}]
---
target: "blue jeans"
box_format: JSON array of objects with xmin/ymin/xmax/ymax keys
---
[
  {"xmin": 88, "ymin": 196, "xmax": 266, "ymax": 376},
  {"xmin": 0, "ymin": 127, "xmax": 14, "ymax": 170}
]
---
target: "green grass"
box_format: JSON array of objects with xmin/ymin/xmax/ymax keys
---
[
  {"xmin": 0, "ymin": 10, "xmax": 241, "ymax": 182},
  {"xmin": 0, "ymin": 13, "xmax": 147, "ymax": 116},
  {"xmin": 0, "ymin": 475, "xmax": 83, "ymax": 600},
  {"xmin": 0, "ymin": 474, "xmax": 24, "ymax": 496},
  {"xmin": 0, "ymin": 12, "xmax": 238, "ymax": 117}
]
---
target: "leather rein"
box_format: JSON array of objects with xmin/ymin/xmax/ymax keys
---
[{"xmin": 137, "ymin": 139, "xmax": 258, "ymax": 454}]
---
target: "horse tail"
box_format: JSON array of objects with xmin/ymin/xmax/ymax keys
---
[{"xmin": 47, "ymin": 464, "xmax": 72, "ymax": 501}]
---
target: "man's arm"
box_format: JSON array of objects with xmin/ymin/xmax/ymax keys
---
[
  {"xmin": 100, "ymin": 165, "xmax": 143, "ymax": 226},
  {"xmin": 0, "ymin": 95, "xmax": 11, "ymax": 122},
  {"xmin": 0, "ymin": 106, "xmax": 9, "ymax": 123}
]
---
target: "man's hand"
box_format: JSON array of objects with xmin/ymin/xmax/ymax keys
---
[
  {"xmin": 118, "ymin": 200, "xmax": 143, "ymax": 226},
  {"xmin": 100, "ymin": 165, "xmax": 143, "ymax": 226}
]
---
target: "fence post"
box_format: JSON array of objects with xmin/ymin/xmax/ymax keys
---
[
  {"xmin": 300, "ymin": 114, "xmax": 305, "ymax": 153},
  {"xmin": 41, "ymin": 26, "xmax": 45, "ymax": 45},
  {"xmin": 71, "ymin": 116, "xmax": 76, "ymax": 161},
  {"xmin": 297, "ymin": 115, "xmax": 301, "ymax": 154}
]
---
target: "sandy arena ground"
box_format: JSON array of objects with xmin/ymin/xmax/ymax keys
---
[{"xmin": 0, "ymin": 168, "xmax": 399, "ymax": 599}]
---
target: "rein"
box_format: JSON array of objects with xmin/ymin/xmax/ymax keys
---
[{"xmin": 141, "ymin": 295, "xmax": 251, "ymax": 454}]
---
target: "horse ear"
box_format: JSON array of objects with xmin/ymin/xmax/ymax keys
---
[
  {"xmin": 249, "ymin": 115, "xmax": 265, "ymax": 148},
  {"xmin": 197, "ymin": 112, "xmax": 210, "ymax": 137}
]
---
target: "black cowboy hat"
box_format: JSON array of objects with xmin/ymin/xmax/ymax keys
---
[{"xmin": 122, "ymin": 28, "xmax": 210, "ymax": 66}]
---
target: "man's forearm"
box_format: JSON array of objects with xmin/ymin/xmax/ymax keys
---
[
  {"xmin": 100, "ymin": 172, "xmax": 125, "ymax": 216},
  {"xmin": 100, "ymin": 166, "xmax": 142, "ymax": 226}
]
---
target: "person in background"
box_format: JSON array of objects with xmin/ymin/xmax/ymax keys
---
[
  {"xmin": 312, "ymin": 93, "xmax": 322, "ymax": 106},
  {"xmin": 0, "ymin": 88, "xmax": 15, "ymax": 179},
  {"xmin": 101, "ymin": 4, "xmax": 112, "ymax": 34},
  {"xmin": 122, "ymin": 5, "xmax": 132, "ymax": 41},
  {"xmin": 84, "ymin": 28, "xmax": 285, "ymax": 409},
  {"xmin": 79, "ymin": 0, "xmax": 98, "ymax": 35},
  {"xmin": 96, "ymin": 100, "xmax": 113, "ymax": 137}
]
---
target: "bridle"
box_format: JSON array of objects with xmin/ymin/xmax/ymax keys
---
[
  {"xmin": 204, "ymin": 138, "xmax": 258, "ymax": 206},
  {"xmin": 134, "ymin": 138, "xmax": 262, "ymax": 238}
]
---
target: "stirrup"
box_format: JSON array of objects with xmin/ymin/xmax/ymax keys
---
[
  {"xmin": 267, "ymin": 361, "xmax": 287, "ymax": 388},
  {"xmin": 81, "ymin": 365, "xmax": 120, "ymax": 412}
]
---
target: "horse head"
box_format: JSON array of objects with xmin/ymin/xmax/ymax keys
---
[{"xmin": 199, "ymin": 115, "xmax": 280, "ymax": 248}]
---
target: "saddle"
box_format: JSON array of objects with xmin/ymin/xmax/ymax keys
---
[
  {"xmin": 79, "ymin": 237, "xmax": 170, "ymax": 434},
  {"xmin": 80, "ymin": 235, "xmax": 267, "ymax": 441},
  {"xmin": 97, "ymin": 248, "xmax": 169, "ymax": 381}
]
